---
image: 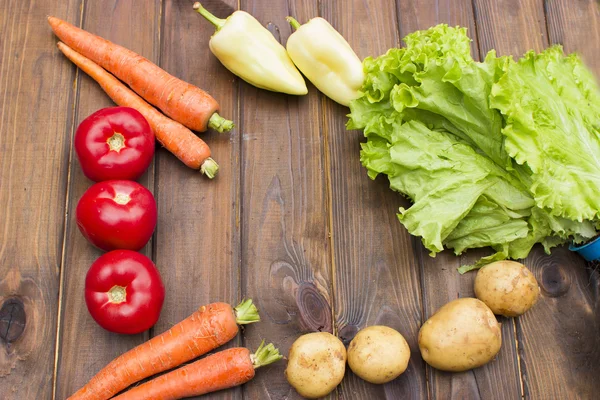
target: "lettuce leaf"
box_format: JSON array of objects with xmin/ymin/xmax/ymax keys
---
[
  {"xmin": 491, "ymin": 46, "xmax": 600, "ymax": 221},
  {"xmin": 350, "ymin": 24, "xmax": 599, "ymax": 270}
]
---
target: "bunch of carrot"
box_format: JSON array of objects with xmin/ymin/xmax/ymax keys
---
[
  {"xmin": 48, "ymin": 16, "xmax": 234, "ymax": 178},
  {"xmin": 68, "ymin": 299, "xmax": 282, "ymax": 400}
]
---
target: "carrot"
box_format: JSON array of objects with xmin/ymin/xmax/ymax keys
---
[
  {"xmin": 57, "ymin": 42, "xmax": 218, "ymax": 177},
  {"xmin": 48, "ymin": 16, "xmax": 233, "ymax": 133},
  {"xmin": 67, "ymin": 300, "xmax": 260, "ymax": 400},
  {"xmin": 113, "ymin": 342, "xmax": 282, "ymax": 400}
]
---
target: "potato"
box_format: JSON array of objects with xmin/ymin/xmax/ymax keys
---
[
  {"xmin": 418, "ymin": 298, "xmax": 501, "ymax": 372},
  {"xmin": 347, "ymin": 325, "xmax": 410, "ymax": 384},
  {"xmin": 474, "ymin": 260, "xmax": 540, "ymax": 317},
  {"xmin": 285, "ymin": 332, "xmax": 346, "ymax": 399}
]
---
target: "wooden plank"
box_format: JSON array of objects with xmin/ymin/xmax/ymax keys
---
[
  {"xmin": 394, "ymin": 2, "xmax": 523, "ymax": 398},
  {"xmin": 321, "ymin": 1, "xmax": 428, "ymax": 399},
  {"xmin": 151, "ymin": 1, "xmax": 241, "ymax": 399},
  {"xmin": 397, "ymin": 2, "xmax": 519, "ymax": 397},
  {"xmin": 53, "ymin": 1, "xmax": 161, "ymax": 397},
  {"xmin": 544, "ymin": 0, "xmax": 600, "ymax": 72},
  {"xmin": 468, "ymin": 1, "xmax": 551, "ymax": 399},
  {"xmin": 396, "ymin": 0, "xmax": 480, "ymax": 56},
  {"xmin": 0, "ymin": 1, "xmax": 79, "ymax": 398},
  {"xmin": 473, "ymin": 0, "xmax": 547, "ymax": 56},
  {"xmin": 420, "ymin": 248, "xmax": 523, "ymax": 399},
  {"xmin": 517, "ymin": 2, "xmax": 600, "ymax": 398},
  {"xmin": 237, "ymin": 1, "xmax": 332, "ymax": 398}
]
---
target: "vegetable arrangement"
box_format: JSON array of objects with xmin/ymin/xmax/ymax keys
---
[
  {"xmin": 418, "ymin": 261, "xmax": 540, "ymax": 372},
  {"xmin": 194, "ymin": 3, "xmax": 308, "ymax": 95},
  {"xmin": 351, "ymin": 24, "xmax": 600, "ymax": 271},
  {"xmin": 282, "ymin": 260, "xmax": 540, "ymax": 398},
  {"xmin": 68, "ymin": 300, "xmax": 274, "ymax": 399},
  {"xmin": 193, "ymin": 2, "xmax": 364, "ymax": 106},
  {"xmin": 48, "ymin": 16, "xmax": 232, "ymax": 134},
  {"xmin": 45, "ymin": 3, "xmax": 600, "ymax": 398},
  {"xmin": 56, "ymin": 41, "xmax": 219, "ymax": 177},
  {"xmin": 112, "ymin": 342, "xmax": 282, "ymax": 400}
]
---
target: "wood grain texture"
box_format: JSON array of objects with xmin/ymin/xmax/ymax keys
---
[
  {"xmin": 473, "ymin": 0, "xmax": 547, "ymax": 56},
  {"xmin": 469, "ymin": 2, "xmax": 552, "ymax": 399},
  {"xmin": 2, "ymin": 1, "xmax": 599, "ymax": 399},
  {"xmin": 544, "ymin": 0, "xmax": 600, "ymax": 72},
  {"xmin": 321, "ymin": 1, "xmax": 427, "ymax": 399},
  {"xmin": 395, "ymin": 0, "xmax": 479, "ymax": 56},
  {"xmin": 516, "ymin": 248, "xmax": 600, "ymax": 400},
  {"xmin": 393, "ymin": 2, "xmax": 522, "ymax": 398},
  {"xmin": 237, "ymin": 0, "xmax": 332, "ymax": 398},
  {"xmin": 151, "ymin": 1, "xmax": 241, "ymax": 399},
  {"xmin": 420, "ymin": 248, "xmax": 523, "ymax": 400},
  {"xmin": 53, "ymin": 1, "xmax": 161, "ymax": 398},
  {"xmin": 0, "ymin": 1, "xmax": 79, "ymax": 398},
  {"xmin": 518, "ymin": 3, "xmax": 600, "ymax": 399}
]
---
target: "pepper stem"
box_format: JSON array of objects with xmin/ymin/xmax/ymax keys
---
[
  {"xmin": 208, "ymin": 112, "xmax": 235, "ymax": 133},
  {"xmin": 250, "ymin": 341, "xmax": 283, "ymax": 369},
  {"xmin": 234, "ymin": 298, "xmax": 260, "ymax": 325},
  {"xmin": 200, "ymin": 157, "xmax": 219, "ymax": 179},
  {"xmin": 193, "ymin": 3, "xmax": 226, "ymax": 31},
  {"xmin": 286, "ymin": 16, "xmax": 302, "ymax": 30}
]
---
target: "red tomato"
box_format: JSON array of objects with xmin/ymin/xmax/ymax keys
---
[
  {"xmin": 85, "ymin": 250, "xmax": 165, "ymax": 334},
  {"xmin": 76, "ymin": 180, "xmax": 157, "ymax": 251},
  {"xmin": 75, "ymin": 107, "xmax": 155, "ymax": 182}
]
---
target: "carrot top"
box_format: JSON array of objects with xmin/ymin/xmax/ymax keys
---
[
  {"xmin": 207, "ymin": 111, "xmax": 234, "ymax": 133},
  {"xmin": 234, "ymin": 299, "xmax": 261, "ymax": 324},
  {"xmin": 251, "ymin": 341, "xmax": 283, "ymax": 368}
]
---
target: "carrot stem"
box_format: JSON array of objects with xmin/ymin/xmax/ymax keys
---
[
  {"xmin": 208, "ymin": 112, "xmax": 234, "ymax": 133},
  {"xmin": 234, "ymin": 299, "xmax": 260, "ymax": 325},
  {"xmin": 286, "ymin": 16, "xmax": 302, "ymax": 31},
  {"xmin": 193, "ymin": 2, "xmax": 226, "ymax": 31},
  {"xmin": 200, "ymin": 157, "xmax": 219, "ymax": 179},
  {"xmin": 250, "ymin": 341, "xmax": 283, "ymax": 369}
]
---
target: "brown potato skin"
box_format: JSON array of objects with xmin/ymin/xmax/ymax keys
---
[
  {"xmin": 284, "ymin": 332, "xmax": 346, "ymax": 399},
  {"xmin": 418, "ymin": 298, "xmax": 501, "ymax": 372},
  {"xmin": 474, "ymin": 261, "xmax": 540, "ymax": 317},
  {"xmin": 347, "ymin": 325, "xmax": 411, "ymax": 384}
]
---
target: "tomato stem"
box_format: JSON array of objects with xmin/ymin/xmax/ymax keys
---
[
  {"xmin": 108, "ymin": 285, "xmax": 127, "ymax": 304},
  {"xmin": 114, "ymin": 193, "xmax": 131, "ymax": 205},
  {"xmin": 107, "ymin": 132, "xmax": 126, "ymax": 152}
]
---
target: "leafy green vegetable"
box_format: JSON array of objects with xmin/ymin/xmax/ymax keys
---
[
  {"xmin": 491, "ymin": 46, "xmax": 600, "ymax": 221},
  {"xmin": 350, "ymin": 24, "xmax": 599, "ymax": 271}
]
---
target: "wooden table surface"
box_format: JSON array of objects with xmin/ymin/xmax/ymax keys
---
[{"xmin": 2, "ymin": 0, "xmax": 600, "ymax": 399}]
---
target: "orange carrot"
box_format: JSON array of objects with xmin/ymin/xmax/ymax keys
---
[
  {"xmin": 68, "ymin": 300, "xmax": 260, "ymax": 400},
  {"xmin": 57, "ymin": 42, "xmax": 218, "ymax": 177},
  {"xmin": 48, "ymin": 16, "xmax": 233, "ymax": 133},
  {"xmin": 113, "ymin": 342, "xmax": 282, "ymax": 400}
]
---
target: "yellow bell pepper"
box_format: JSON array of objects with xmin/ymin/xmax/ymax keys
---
[
  {"xmin": 193, "ymin": 3, "xmax": 307, "ymax": 95},
  {"xmin": 286, "ymin": 17, "xmax": 364, "ymax": 107}
]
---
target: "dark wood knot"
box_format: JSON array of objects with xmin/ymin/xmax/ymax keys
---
[
  {"xmin": 0, "ymin": 297, "xmax": 26, "ymax": 343},
  {"xmin": 296, "ymin": 282, "xmax": 332, "ymax": 333},
  {"xmin": 338, "ymin": 324, "xmax": 360, "ymax": 346},
  {"xmin": 541, "ymin": 263, "xmax": 571, "ymax": 298}
]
